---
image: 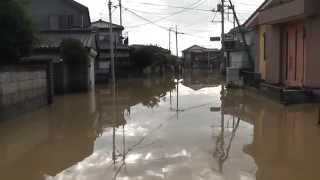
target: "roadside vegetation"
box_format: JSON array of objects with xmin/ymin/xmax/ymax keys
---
[
  {"xmin": 129, "ymin": 45, "xmax": 178, "ymax": 74},
  {"xmin": 60, "ymin": 39, "xmax": 89, "ymax": 64},
  {"xmin": 0, "ymin": 0, "xmax": 35, "ymax": 65}
]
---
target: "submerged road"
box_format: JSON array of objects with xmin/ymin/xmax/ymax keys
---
[{"xmin": 1, "ymin": 71, "xmax": 320, "ymax": 180}]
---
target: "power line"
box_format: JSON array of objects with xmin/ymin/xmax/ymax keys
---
[
  {"xmin": 124, "ymin": 7, "xmax": 171, "ymax": 31},
  {"xmin": 232, "ymin": 1, "xmax": 261, "ymax": 7},
  {"xmin": 123, "ymin": 6, "xmax": 209, "ymax": 40},
  {"xmin": 123, "ymin": 8, "xmax": 176, "ymax": 16},
  {"xmin": 123, "ymin": 1, "xmax": 214, "ymax": 12},
  {"xmin": 124, "ymin": 0, "xmax": 208, "ymax": 29}
]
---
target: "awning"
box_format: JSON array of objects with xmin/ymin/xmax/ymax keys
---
[
  {"xmin": 21, "ymin": 54, "xmax": 62, "ymax": 63},
  {"xmin": 35, "ymin": 30, "xmax": 96, "ymax": 49}
]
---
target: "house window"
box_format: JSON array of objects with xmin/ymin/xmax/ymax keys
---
[
  {"xmin": 59, "ymin": 15, "xmax": 74, "ymax": 29},
  {"xmin": 263, "ymin": 32, "xmax": 266, "ymax": 61},
  {"xmin": 67, "ymin": 15, "xmax": 74, "ymax": 27},
  {"xmin": 99, "ymin": 35, "xmax": 105, "ymax": 41}
]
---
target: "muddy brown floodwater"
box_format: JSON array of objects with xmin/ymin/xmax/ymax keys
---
[{"xmin": 1, "ymin": 71, "xmax": 320, "ymax": 180}]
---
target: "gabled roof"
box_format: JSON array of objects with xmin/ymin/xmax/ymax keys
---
[
  {"xmin": 91, "ymin": 19, "xmax": 124, "ymax": 30},
  {"xmin": 207, "ymin": 48, "xmax": 220, "ymax": 52},
  {"xmin": 182, "ymin": 45, "xmax": 208, "ymax": 53},
  {"xmin": 65, "ymin": 0, "xmax": 91, "ymax": 24}
]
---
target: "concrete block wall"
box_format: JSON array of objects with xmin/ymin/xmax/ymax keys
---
[{"xmin": 0, "ymin": 67, "xmax": 48, "ymax": 119}]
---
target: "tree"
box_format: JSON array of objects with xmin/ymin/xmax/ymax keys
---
[
  {"xmin": 60, "ymin": 39, "xmax": 89, "ymax": 64},
  {"xmin": 0, "ymin": 0, "xmax": 35, "ymax": 65},
  {"xmin": 130, "ymin": 45, "xmax": 177, "ymax": 73}
]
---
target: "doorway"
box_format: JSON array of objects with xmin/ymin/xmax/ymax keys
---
[{"xmin": 282, "ymin": 22, "xmax": 305, "ymax": 87}]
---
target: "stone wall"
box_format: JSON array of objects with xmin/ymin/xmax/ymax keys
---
[{"xmin": 0, "ymin": 67, "xmax": 48, "ymax": 119}]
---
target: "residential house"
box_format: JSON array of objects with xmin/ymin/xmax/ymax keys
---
[
  {"xmin": 224, "ymin": 27, "xmax": 257, "ymax": 69},
  {"xmin": 91, "ymin": 20, "xmax": 130, "ymax": 82},
  {"xmin": 223, "ymin": 25, "xmax": 258, "ymax": 86},
  {"xmin": 223, "ymin": 1, "xmax": 274, "ymax": 86},
  {"xmin": 242, "ymin": 0, "xmax": 320, "ymax": 102},
  {"xmin": 244, "ymin": 0, "xmax": 276, "ymax": 82},
  {"xmin": 23, "ymin": 0, "xmax": 97, "ymax": 93},
  {"xmin": 182, "ymin": 45, "xmax": 221, "ymax": 69},
  {"xmin": 260, "ymin": 0, "xmax": 320, "ymax": 88}
]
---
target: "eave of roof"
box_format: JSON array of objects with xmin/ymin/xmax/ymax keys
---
[
  {"xmin": 91, "ymin": 19, "xmax": 124, "ymax": 30},
  {"xmin": 182, "ymin": 45, "xmax": 207, "ymax": 52},
  {"xmin": 243, "ymin": 0, "xmax": 272, "ymax": 28},
  {"xmin": 34, "ymin": 30, "xmax": 96, "ymax": 50}
]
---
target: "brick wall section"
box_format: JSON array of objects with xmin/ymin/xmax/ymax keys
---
[{"xmin": 0, "ymin": 67, "xmax": 48, "ymax": 119}]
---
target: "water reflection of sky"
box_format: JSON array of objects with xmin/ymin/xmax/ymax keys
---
[{"xmin": 46, "ymin": 83, "xmax": 256, "ymax": 180}]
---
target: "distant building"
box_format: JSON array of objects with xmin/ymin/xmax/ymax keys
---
[
  {"xmin": 182, "ymin": 45, "xmax": 221, "ymax": 69},
  {"xmin": 91, "ymin": 20, "xmax": 130, "ymax": 82},
  {"xmin": 224, "ymin": 27, "xmax": 257, "ymax": 70},
  {"xmin": 223, "ymin": 26, "xmax": 258, "ymax": 85},
  {"xmin": 23, "ymin": 0, "xmax": 97, "ymax": 93}
]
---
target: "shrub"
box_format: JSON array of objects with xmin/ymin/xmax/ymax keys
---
[
  {"xmin": 0, "ymin": 0, "xmax": 35, "ymax": 64},
  {"xmin": 60, "ymin": 39, "xmax": 88, "ymax": 64},
  {"xmin": 130, "ymin": 45, "xmax": 177, "ymax": 72}
]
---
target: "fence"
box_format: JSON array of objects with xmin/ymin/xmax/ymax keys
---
[{"xmin": 0, "ymin": 66, "xmax": 48, "ymax": 120}]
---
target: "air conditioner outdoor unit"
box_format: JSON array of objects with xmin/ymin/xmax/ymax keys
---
[{"xmin": 226, "ymin": 67, "xmax": 240, "ymax": 84}]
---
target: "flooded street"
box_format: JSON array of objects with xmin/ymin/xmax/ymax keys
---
[{"xmin": 1, "ymin": 72, "xmax": 320, "ymax": 180}]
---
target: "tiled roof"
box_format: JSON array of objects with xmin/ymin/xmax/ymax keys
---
[
  {"xmin": 35, "ymin": 30, "xmax": 96, "ymax": 49},
  {"xmin": 182, "ymin": 45, "xmax": 207, "ymax": 52},
  {"xmin": 91, "ymin": 19, "xmax": 124, "ymax": 30}
]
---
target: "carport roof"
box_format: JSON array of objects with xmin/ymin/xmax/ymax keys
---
[{"xmin": 35, "ymin": 30, "xmax": 96, "ymax": 50}]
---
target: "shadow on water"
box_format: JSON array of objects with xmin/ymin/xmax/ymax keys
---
[{"xmin": 1, "ymin": 71, "xmax": 320, "ymax": 180}]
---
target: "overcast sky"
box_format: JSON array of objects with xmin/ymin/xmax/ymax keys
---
[{"xmin": 75, "ymin": 0, "xmax": 264, "ymax": 54}]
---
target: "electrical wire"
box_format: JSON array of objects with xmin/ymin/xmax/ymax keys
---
[
  {"xmin": 114, "ymin": 0, "xmax": 259, "ymax": 46},
  {"xmin": 124, "ymin": 0, "xmax": 208, "ymax": 29},
  {"xmin": 123, "ymin": 1, "xmax": 214, "ymax": 12},
  {"xmin": 124, "ymin": 7, "xmax": 171, "ymax": 31},
  {"xmin": 232, "ymin": 0, "xmax": 261, "ymax": 7},
  {"xmin": 122, "ymin": 6, "xmax": 209, "ymax": 39}
]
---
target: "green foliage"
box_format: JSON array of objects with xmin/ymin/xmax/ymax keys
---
[
  {"xmin": 0, "ymin": 0, "xmax": 35, "ymax": 64},
  {"xmin": 60, "ymin": 39, "xmax": 89, "ymax": 64},
  {"xmin": 130, "ymin": 45, "xmax": 177, "ymax": 72}
]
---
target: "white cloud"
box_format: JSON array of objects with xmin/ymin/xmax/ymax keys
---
[{"xmin": 76, "ymin": 0, "xmax": 264, "ymax": 54}]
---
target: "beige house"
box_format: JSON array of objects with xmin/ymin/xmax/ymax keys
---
[
  {"xmin": 91, "ymin": 20, "xmax": 130, "ymax": 82},
  {"xmin": 182, "ymin": 45, "xmax": 221, "ymax": 69}
]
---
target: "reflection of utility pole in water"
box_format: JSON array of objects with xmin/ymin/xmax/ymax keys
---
[
  {"xmin": 169, "ymin": 90, "xmax": 173, "ymax": 110},
  {"xmin": 212, "ymin": 85, "xmax": 242, "ymax": 173},
  {"xmin": 176, "ymin": 80, "xmax": 179, "ymax": 112},
  {"xmin": 172, "ymin": 79, "xmax": 184, "ymax": 113},
  {"xmin": 112, "ymin": 127, "xmax": 116, "ymax": 165},
  {"xmin": 122, "ymin": 124, "xmax": 126, "ymax": 161}
]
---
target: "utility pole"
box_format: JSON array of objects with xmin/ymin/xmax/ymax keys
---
[
  {"xmin": 227, "ymin": 0, "xmax": 253, "ymax": 68},
  {"xmin": 108, "ymin": 0, "xmax": 115, "ymax": 83},
  {"xmin": 169, "ymin": 28, "xmax": 171, "ymax": 53},
  {"xmin": 173, "ymin": 26, "xmax": 185, "ymax": 78},
  {"xmin": 175, "ymin": 25, "xmax": 179, "ymax": 57},
  {"xmin": 221, "ymin": 0, "xmax": 225, "ymax": 56},
  {"xmin": 119, "ymin": 0, "xmax": 123, "ymax": 26}
]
